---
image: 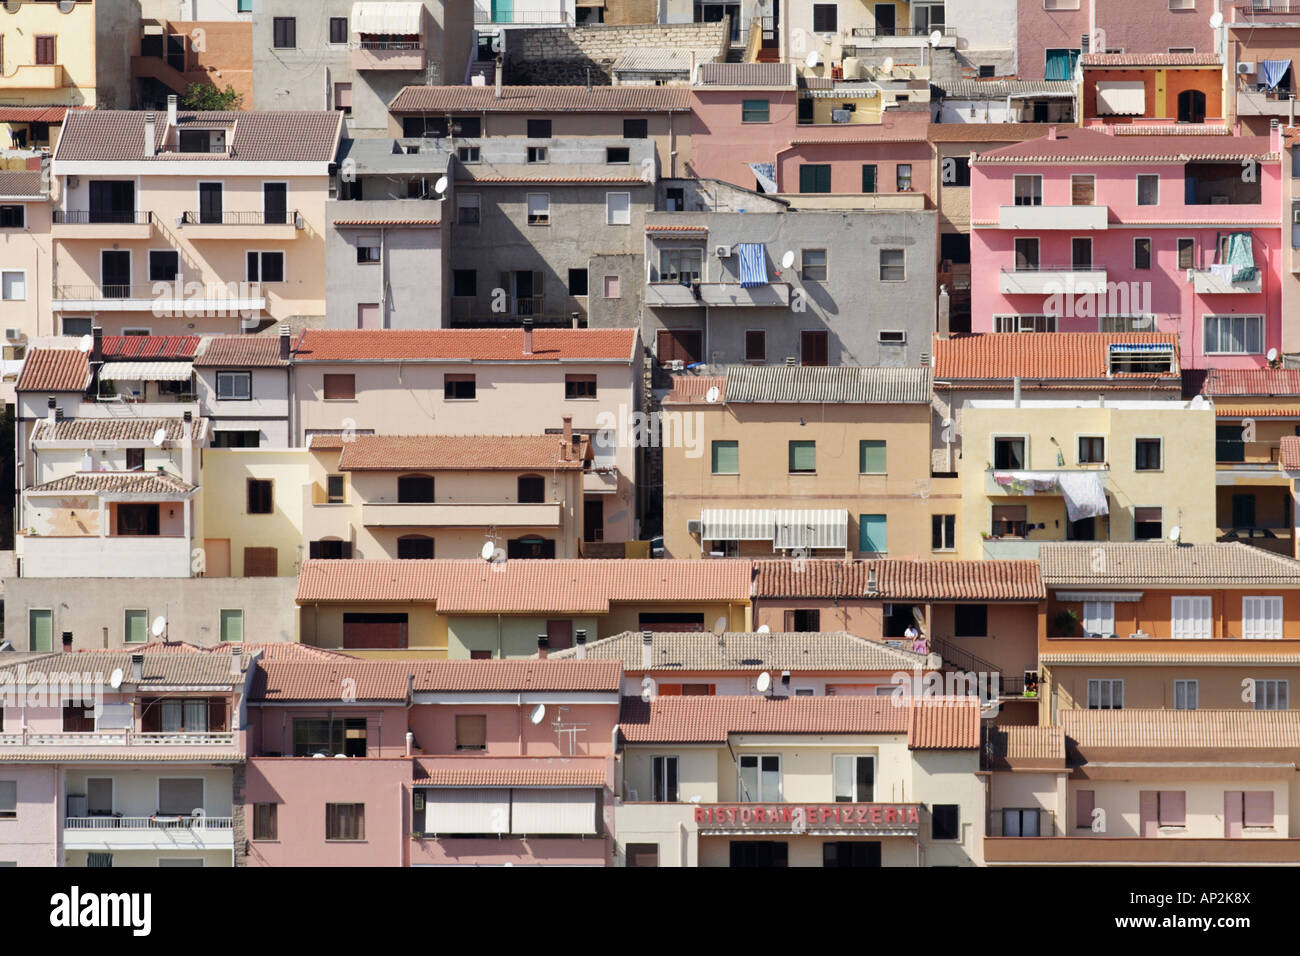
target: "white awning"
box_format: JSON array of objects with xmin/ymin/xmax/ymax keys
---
[
  {"xmin": 99, "ymin": 361, "xmax": 193, "ymax": 382},
  {"xmin": 509, "ymin": 789, "xmax": 598, "ymax": 835},
  {"xmin": 1056, "ymin": 591, "xmax": 1144, "ymax": 603},
  {"xmin": 1096, "ymin": 80, "xmax": 1145, "ymax": 116},
  {"xmin": 773, "ymin": 509, "xmax": 849, "ymax": 550},
  {"xmin": 424, "ymin": 788, "xmax": 509, "ymax": 835},
  {"xmin": 350, "ymin": 1, "xmax": 423, "ymax": 34},
  {"xmin": 700, "ymin": 508, "xmax": 775, "ymax": 541}
]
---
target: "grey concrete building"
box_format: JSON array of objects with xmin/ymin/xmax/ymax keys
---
[
  {"xmin": 637, "ymin": 178, "xmax": 937, "ymax": 368},
  {"xmin": 252, "ymin": 0, "xmax": 473, "ymax": 134}
]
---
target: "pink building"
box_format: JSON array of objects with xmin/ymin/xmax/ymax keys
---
[
  {"xmin": 244, "ymin": 658, "xmax": 621, "ymax": 866},
  {"xmin": 969, "ymin": 125, "xmax": 1283, "ymax": 369}
]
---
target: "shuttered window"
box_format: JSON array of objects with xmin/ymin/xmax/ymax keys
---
[
  {"xmin": 788, "ymin": 440, "xmax": 816, "ymax": 473},
  {"xmin": 1243, "ymin": 596, "xmax": 1283, "ymax": 640},
  {"xmin": 509, "ymin": 789, "xmax": 598, "ymax": 835},
  {"xmin": 1244, "ymin": 791, "xmax": 1275, "ymax": 828},
  {"xmin": 424, "ymin": 789, "xmax": 510, "ymax": 834},
  {"xmin": 325, "ymin": 803, "xmax": 365, "ymax": 840},
  {"xmin": 859, "ymin": 514, "xmax": 887, "ymax": 553},
  {"xmin": 1075, "ymin": 789, "xmax": 1095, "ymax": 829},
  {"xmin": 859, "ymin": 440, "xmax": 886, "ymax": 474},
  {"xmin": 711, "ymin": 440, "xmax": 739, "ymax": 475},
  {"xmin": 1082, "ymin": 601, "xmax": 1114, "ymax": 637},
  {"xmin": 1171, "ymin": 596, "xmax": 1212, "ymax": 639},
  {"xmin": 1157, "ymin": 791, "xmax": 1186, "ymax": 827},
  {"xmin": 455, "ymin": 715, "xmax": 487, "ymax": 751},
  {"xmin": 1071, "ymin": 175, "xmax": 1095, "ymax": 205}
]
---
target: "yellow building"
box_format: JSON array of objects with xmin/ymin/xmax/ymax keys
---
[
  {"xmin": 662, "ymin": 365, "xmax": 960, "ymax": 559},
  {"xmin": 200, "ymin": 447, "xmax": 310, "ymax": 577},
  {"xmin": 0, "ymin": 0, "xmax": 97, "ymax": 110}
]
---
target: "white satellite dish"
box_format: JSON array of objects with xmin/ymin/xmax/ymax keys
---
[
  {"xmin": 805, "ymin": 50, "xmax": 819, "ymax": 68},
  {"xmin": 712, "ymin": 616, "xmax": 727, "ymax": 635},
  {"xmin": 1209, "ymin": 11, "xmax": 1223, "ymax": 29},
  {"xmin": 756, "ymin": 671, "xmax": 772, "ymax": 693},
  {"xmin": 77, "ymin": 334, "xmax": 93, "ymax": 353},
  {"xmin": 529, "ymin": 703, "xmax": 546, "ymax": 725},
  {"xmin": 434, "ymin": 175, "xmax": 448, "ymax": 195},
  {"xmin": 882, "ymin": 56, "xmax": 895, "ymax": 73},
  {"xmin": 480, "ymin": 540, "xmax": 496, "ymax": 561},
  {"xmin": 781, "ymin": 250, "xmax": 795, "ymax": 270},
  {"xmin": 705, "ymin": 385, "xmax": 720, "ymax": 404},
  {"xmin": 334, "ymin": 753, "xmax": 348, "ymax": 758},
  {"xmin": 109, "ymin": 668, "xmax": 124, "ymax": 690},
  {"xmin": 1268, "ymin": 348, "xmax": 1279, "ymax": 362},
  {"xmin": 941, "ymin": 418, "xmax": 953, "ymax": 428},
  {"xmin": 757, "ymin": 624, "xmax": 770, "ymax": 633},
  {"xmin": 1169, "ymin": 525, "xmax": 1182, "ymax": 543},
  {"xmin": 312, "ymin": 752, "xmax": 327, "ymax": 759},
  {"xmin": 151, "ymin": 616, "xmax": 166, "ymax": 637},
  {"xmin": 152, "ymin": 427, "xmax": 167, "ymax": 447},
  {"xmin": 930, "ymin": 30, "xmax": 942, "ymax": 46}
]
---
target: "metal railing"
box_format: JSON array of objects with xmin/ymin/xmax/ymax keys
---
[
  {"xmin": 352, "ymin": 38, "xmax": 425, "ymax": 50},
  {"xmin": 851, "ymin": 25, "xmax": 956, "ymax": 38},
  {"xmin": 473, "ymin": 8, "xmax": 572, "ymax": 24},
  {"xmin": 181, "ymin": 210, "xmax": 300, "ymax": 226},
  {"xmin": 65, "ymin": 815, "xmax": 233, "ymax": 830},
  {"xmin": 53, "ymin": 210, "xmax": 152, "ymax": 225},
  {"xmin": 1, "ymin": 730, "xmax": 235, "ymax": 746},
  {"xmin": 931, "ymin": 636, "xmax": 1028, "ymax": 697},
  {"xmin": 1000, "ymin": 263, "xmax": 1102, "ymax": 273}
]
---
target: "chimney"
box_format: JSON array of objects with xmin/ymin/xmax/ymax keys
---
[
  {"xmin": 279, "ymin": 324, "xmax": 291, "ymax": 362},
  {"xmin": 167, "ymin": 93, "xmax": 178, "ymax": 130},
  {"xmin": 866, "ymin": 567, "xmax": 878, "ymax": 596},
  {"xmin": 130, "ymin": 653, "xmax": 144, "ymax": 682},
  {"xmin": 1047, "ymin": 125, "xmax": 1057, "ymax": 140},
  {"xmin": 537, "ymin": 634, "xmax": 549, "ymax": 659},
  {"xmin": 561, "ymin": 415, "xmax": 573, "ymax": 460},
  {"xmin": 46, "ymin": 396, "xmax": 57, "ymax": 426},
  {"xmin": 144, "ymin": 113, "xmax": 156, "ymax": 157},
  {"xmin": 405, "ymin": 731, "xmax": 413, "ymax": 756},
  {"xmin": 181, "ymin": 409, "xmax": 194, "ymax": 481},
  {"xmin": 1271, "ymin": 117, "xmax": 1282, "ymax": 154},
  {"xmin": 575, "ymin": 630, "xmax": 587, "ymax": 660},
  {"xmin": 91, "ymin": 325, "xmax": 103, "ymax": 362},
  {"xmin": 522, "ymin": 316, "xmax": 534, "ymax": 355},
  {"xmin": 230, "ymin": 645, "xmax": 242, "ymax": 676},
  {"xmin": 61, "ymin": 631, "xmax": 72, "ymax": 652},
  {"xmin": 641, "ymin": 630, "xmax": 653, "ymax": 669},
  {"xmin": 495, "ymin": 57, "xmax": 503, "ymax": 99}
]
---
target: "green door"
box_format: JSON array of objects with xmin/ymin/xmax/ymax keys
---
[
  {"xmin": 29, "ymin": 609, "xmax": 52, "ymax": 652},
  {"xmin": 491, "ymin": 0, "xmax": 513, "ymax": 23}
]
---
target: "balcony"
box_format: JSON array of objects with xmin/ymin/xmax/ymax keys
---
[
  {"xmin": 1236, "ymin": 89, "xmax": 1296, "ymax": 116},
  {"xmin": 985, "ymin": 837, "xmax": 1300, "ymax": 865},
  {"xmin": 179, "ymin": 210, "xmax": 303, "ymax": 240},
  {"xmin": 697, "ymin": 282, "xmax": 792, "ymax": 308},
  {"xmin": 986, "ymin": 467, "xmax": 1108, "ymax": 497},
  {"xmin": 981, "ymin": 538, "xmax": 1045, "ymax": 559},
  {"xmin": 19, "ymin": 534, "xmax": 193, "ymax": 578},
  {"xmin": 997, "ymin": 205, "xmax": 1108, "ymax": 231},
  {"xmin": 999, "ymin": 266, "xmax": 1108, "ymax": 296},
  {"xmin": 849, "ymin": 25, "xmax": 957, "ymax": 48},
  {"xmin": 1190, "ymin": 268, "xmax": 1263, "ymax": 294},
  {"xmin": 360, "ymin": 501, "xmax": 562, "ymax": 528},
  {"xmin": 53, "ymin": 282, "xmax": 266, "ymax": 315},
  {"xmin": 584, "ymin": 469, "xmax": 619, "ymax": 495},
  {"xmin": 64, "ymin": 815, "xmax": 234, "ymax": 852},
  {"xmin": 52, "ymin": 210, "xmax": 153, "ymax": 240},
  {"xmin": 351, "ymin": 38, "xmax": 426, "ymax": 70},
  {"xmin": 0, "ymin": 731, "xmax": 235, "ymax": 747},
  {"xmin": 0, "ymin": 63, "xmax": 65, "ymax": 91},
  {"xmin": 645, "ymin": 282, "xmax": 701, "ymax": 308},
  {"xmin": 473, "ymin": 5, "xmax": 573, "ymax": 25}
]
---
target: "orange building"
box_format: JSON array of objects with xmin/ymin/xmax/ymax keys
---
[{"xmin": 1079, "ymin": 53, "xmax": 1226, "ymax": 127}]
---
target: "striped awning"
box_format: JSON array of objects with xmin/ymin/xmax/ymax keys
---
[
  {"xmin": 700, "ymin": 509, "xmax": 775, "ymax": 541},
  {"xmin": 773, "ymin": 509, "xmax": 848, "ymax": 550},
  {"xmin": 350, "ymin": 2, "xmax": 423, "ymax": 34},
  {"xmin": 99, "ymin": 361, "xmax": 193, "ymax": 382},
  {"xmin": 1056, "ymin": 591, "xmax": 1144, "ymax": 603}
]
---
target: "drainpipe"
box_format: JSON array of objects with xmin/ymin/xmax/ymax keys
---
[{"xmin": 1012, "ymin": 376, "xmax": 1021, "ymax": 408}]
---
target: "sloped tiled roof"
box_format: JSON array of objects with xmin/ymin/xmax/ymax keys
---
[
  {"xmin": 101, "ymin": 335, "xmax": 200, "ymax": 359},
  {"xmin": 926, "ymin": 122, "xmax": 1054, "ymax": 142},
  {"xmin": 32, "ymin": 417, "xmax": 206, "ymax": 443},
  {"xmin": 193, "ymin": 336, "xmax": 289, "ymax": 368},
  {"xmin": 549, "ymin": 630, "xmax": 928, "ymax": 671},
  {"xmin": 1041, "ymin": 542, "xmax": 1300, "ymax": 586},
  {"xmin": 0, "ymin": 647, "xmax": 244, "ymax": 687},
  {"xmin": 619, "ymin": 695, "xmax": 979, "ymax": 748},
  {"xmin": 0, "ymin": 170, "xmax": 46, "ymax": 198},
  {"xmin": 16, "ymin": 349, "xmax": 91, "ymax": 392},
  {"xmin": 934, "ymin": 333, "xmax": 1181, "ymax": 381},
  {"xmin": 54, "ymin": 110, "xmax": 343, "ymax": 163},
  {"xmin": 753, "ymin": 559, "xmax": 1045, "ymax": 601},
  {"xmin": 1082, "ymin": 52, "xmax": 1220, "ymax": 67},
  {"xmin": 719, "ymin": 365, "xmax": 932, "ymax": 404},
  {"xmin": 1202, "ymin": 367, "xmax": 1300, "ymax": 397},
  {"xmin": 663, "ymin": 375, "xmax": 726, "ymax": 404},
  {"xmin": 935, "ymin": 81, "xmax": 1075, "ymax": 99},
  {"xmin": 695, "ymin": 62, "xmax": 796, "ymax": 88},
  {"xmin": 1061, "ymin": 708, "xmax": 1300, "ymax": 752},
  {"xmin": 984, "ymin": 725, "xmax": 1066, "ymax": 770},
  {"xmin": 975, "ymin": 126, "xmax": 1275, "ymax": 163},
  {"xmin": 293, "ymin": 328, "xmax": 636, "ymax": 362},
  {"xmin": 0, "ymin": 106, "xmax": 69, "ymax": 123},
  {"xmin": 28, "ymin": 471, "xmax": 195, "ymax": 495},
  {"xmin": 1281, "ymin": 436, "xmax": 1300, "ymax": 471},
  {"xmin": 388, "ymin": 85, "xmax": 691, "ymax": 113},
  {"xmin": 414, "ymin": 765, "xmax": 607, "ymax": 787},
  {"xmin": 337, "ymin": 434, "xmax": 587, "ymax": 471},
  {"xmin": 614, "ymin": 47, "xmax": 715, "ymax": 74},
  {"xmin": 294, "ymin": 559, "xmax": 752, "ymax": 612}
]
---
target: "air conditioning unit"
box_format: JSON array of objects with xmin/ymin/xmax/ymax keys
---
[
  {"xmin": 67, "ymin": 175, "xmax": 79, "ymax": 189},
  {"xmin": 831, "ymin": 109, "xmax": 851, "ymax": 123},
  {"xmin": 1238, "ymin": 62, "xmax": 1255, "ymax": 75},
  {"xmin": 687, "ymin": 519, "xmax": 702, "ymax": 535},
  {"xmin": 4, "ymin": 328, "xmax": 22, "ymax": 341},
  {"xmin": 714, "ymin": 244, "xmax": 733, "ymax": 258}
]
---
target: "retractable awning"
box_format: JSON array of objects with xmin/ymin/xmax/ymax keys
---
[
  {"xmin": 350, "ymin": 2, "xmax": 423, "ymax": 34},
  {"xmin": 99, "ymin": 361, "xmax": 193, "ymax": 382},
  {"xmin": 1056, "ymin": 591, "xmax": 1143, "ymax": 603},
  {"xmin": 773, "ymin": 509, "xmax": 849, "ymax": 550},
  {"xmin": 701, "ymin": 508, "xmax": 775, "ymax": 541},
  {"xmin": 1096, "ymin": 80, "xmax": 1145, "ymax": 116}
]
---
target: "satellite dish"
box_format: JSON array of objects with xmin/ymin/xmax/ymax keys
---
[
  {"xmin": 930, "ymin": 30, "xmax": 942, "ymax": 46},
  {"xmin": 434, "ymin": 175, "xmax": 448, "ymax": 195},
  {"xmin": 705, "ymin": 385, "xmax": 720, "ymax": 404},
  {"xmin": 781, "ymin": 250, "xmax": 795, "ymax": 269},
  {"xmin": 712, "ymin": 616, "xmax": 727, "ymax": 635},
  {"xmin": 805, "ymin": 50, "xmax": 819, "ymax": 68},
  {"xmin": 334, "ymin": 753, "xmax": 348, "ymax": 758},
  {"xmin": 152, "ymin": 427, "xmax": 167, "ymax": 447},
  {"xmin": 1209, "ymin": 11, "xmax": 1223, "ymax": 28},
  {"xmin": 77, "ymin": 334, "xmax": 93, "ymax": 353},
  {"xmin": 1189, "ymin": 395, "xmax": 1207, "ymax": 410},
  {"xmin": 480, "ymin": 540, "xmax": 496, "ymax": 561},
  {"xmin": 312, "ymin": 752, "xmax": 327, "ymax": 759},
  {"xmin": 109, "ymin": 668, "xmax": 124, "ymax": 690},
  {"xmin": 1169, "ymin": 525, "xmax": 1182, "ymax": 543},
  {"xmin": 756, "ymin": 671, "xmax": 772, "ymax": 693},
  {"xmin": 882, "ymin": 56, "xmax": 895, "ymax": 73},
  {"xmin": 756, "ymin": 624, "xmax": 770, "ymax": 633},
  {"xmin": 1268, "ymin": 348, "xmax": 1279, "ymax": 362},
  {"xmin": 490, "ymin": 34, "xmax": 503, "ymax": 53},
  {"xmin": 941, "ymin": 418, "xmax": 953, "ymax": 428},
  {"xmin": 151, "ymin": 616, "xmax": 166, "ymax": 637},
  {"xmin": 529, "ymin": 703, "xmax": 546, "ymax": 725}
]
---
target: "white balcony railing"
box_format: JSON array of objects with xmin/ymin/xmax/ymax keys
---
[
  {"xmin": 0, "ymin": 731, "xmax": 235, "ymax": 747},
  {"xmin": 65, "ymin": 815, "xmax": 234, "ymax": 831}
]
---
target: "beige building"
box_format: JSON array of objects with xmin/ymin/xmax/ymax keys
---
[
  {"xmin": 0, "ymin": 168, "xmax": 53, "ymax": 356},
  {"xmin": 662, "ymin": 365, "xmax": 960, "ymax": 559},
  {"xmin": 615, "ymin": 695, "xmax": 984, "ymax": 867}
]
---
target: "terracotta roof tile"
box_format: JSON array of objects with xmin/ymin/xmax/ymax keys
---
[
  {"xmin": 331, "ymin": 218, "xmax": 440, "ymax": 226},
  {"xmin": 549, "ymin": 630, "xmax": 928, "ymax": 671},
  {"xmin": 1041, "ymin": 542, "xmax": 1300, "ymax": 586},
  {"xmin": 16, "ymin": 349, "xmax": 90, "ymax": 392},
  {"xmin": 0, "ymin": 170, "xmax": 46, "ymax": 198},
  {"xmin": 295, "ymin": 559, "xmax": 752, "ymax": 612},
  {"xmin": 337, "ymin": 434, "xmax": 587, "ymax": 471},
  {"xmin": 927, "ymin": 122, "xmax": 1053, "ymax": 143},
  {"xmin": 389, "ymin": 85, "xmax": 691, "ymax": 113},
  {"xmin": 101, "ymin": 335, "xmax": 200, "ymax": 359},
  {"xmin": 0, "ymin": 647, "xmax": 243, "ymax": 687},
  {"xmin": 752, "ymin": 559, "xmax": 1046, "ymax": 601},
  {"xmin": 1215, "ymin": 407, "xmax": 1300, "ymax": 419},
  {"xmin": 293, "ymin": 328, "xmax": 637, "ymax": 362},
  {"xmin": 28, "ymin": 471, "xmax": 195, "ymax": 495},
  {"xmin": 1061, "ymin": 708, "xmax": 1300, "ymax": 752},
  {"xmin": 193, "ymin": 336, "xmax": 288, "ymax": 368},
  {"xmin": 54, "ymin": 110, "xmax": 342, "ymax": 163},
  {"xmin": 1281, "ymin": 436, "xmax": 1300, "ymax": 471},
  {"xmin": 984, "ymin": 725, "xmax": 1066, "ymax": 769},
  {"xmin": 466, "ymin": 176, "xmax": 650, "ymax": 184},
  {"xmin": 251, "ymin": 659, "xmax": 621, "ymax": 701},
  {"xmin": 0, "ymin": 750, "xmax": 242, "ymax": 764},
  {"xmin": 695, "ymin": 62, "xmax": 795, "ymax": 87},
  {"xmin": 1202, "ymin": 368, "xmax": 1300, "ymax": 397},
  {"xmin": 934, "ymin": 332, "xmax": 1180, "ymax": 381},
  {"xmin": 32, "ymin": 417, "xmax": 206, "ymax": 442},
  {"xmin": 413, "ymin": 765, "xmax": 607, "ymax": 787},
  {"xmin": 1082, "ymin": 52, "xmax": 1221, "ymax": 67},
  {"xmin": 664, "ymin": 374, "xmax": 725, "ymax": 404},
  {"xmin": 975, "ymin": 126, "xmax": 1275, "ymax": 163},
  {"xmin": 0, "ymin": 106, "xmax": 69, "ymax": 123},
  {"xmin": 908, "ymin": 696, "xmax": 982, "ymax": 749}
]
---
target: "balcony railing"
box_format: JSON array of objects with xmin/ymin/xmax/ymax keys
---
[
  {"xmin": 0, "ymin": 730, "xmax": 235, "ymax": 747},
  {"xmin": 352, "ymin": 39, "xmax": 425, "ymax": 50},
  {"xmin": 1002, "ymin": 263, "xmax": 1102, "ymax": 274},
  {"xmin": 851, "ymin": 25, "xmax": 956, "ymax": 38},
  {"xmin": 65, "ymin": 815, "xmax": 233, "ymax": 831},
  {"xmin": 473, "ymin": 8, "xmax": 573, "ymax": 24},
  {"xmin": 181, "ymin": 210, "xmax": 301, "ymax": 226},
  {"xmin": 53, "ymin": 210, "xmax": 152, "ymax": 225}
]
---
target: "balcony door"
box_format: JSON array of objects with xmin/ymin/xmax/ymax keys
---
[
  {"xmin": 116, "ymin": 503, "xmax": 159, "ymax": 536},
  {"xmin": 34, "ymin": 35, "xmax": 55, "ymax": 66},
  {"xmin": 100, "ymin": 250, "xmax": 132, "ymax": 299},
  {"xmin": 263, "ymin": 182, "xmax": 288, "ymax": 225},
  {"xmin": 874, "ymin": 3, "xmax": 895, "ymax": 36},
  {"xmin": 88, "ymin": 181, "xmax": 135, "ymax": 224},
  {"xmin": 199, "ymin": 182, "xmax": 224, "ymax": 224}
]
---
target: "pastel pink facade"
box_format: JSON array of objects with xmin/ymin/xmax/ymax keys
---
[{"xmin": 689, "ymin": 89, "xmax": 801, "ymax": 191}]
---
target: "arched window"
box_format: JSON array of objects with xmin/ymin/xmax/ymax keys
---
[
  {"xmin": 396, "ymin": 535, "xmax": 434, "ymax": 559},
  {"xmin": 397, "ymin": 474, "xmax": 434, "ymax": 503},
  {"xmin": 517, "ymin": 474, "xmax": 546, "ymax": 503},
  {"xmin": 1177, "ymin": 89, "xmax": 1206, "ymax": 124}
]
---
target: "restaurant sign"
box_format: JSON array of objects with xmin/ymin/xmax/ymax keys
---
[{"xmin": 694, "ymin": 803, "xmax": 922, "ymax": 833}]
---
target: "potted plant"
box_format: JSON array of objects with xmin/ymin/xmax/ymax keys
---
[{"xmin": 1053, "ymin": 609, "xmax": 1080, "ymax": 638}]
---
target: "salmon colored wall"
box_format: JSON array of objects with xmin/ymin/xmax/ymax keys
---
[
  {"xmin": 1046, "ymin": 589, "xmax": 1300, "ymax": 641},
  {"xmin": 406, "ymin": 703, "xmax": 616, "ymax": 757}
]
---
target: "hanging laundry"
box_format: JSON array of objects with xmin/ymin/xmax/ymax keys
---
[
  {"xmin": 1057, "ymin": 471, "xmax": 1109, "ymax": 522},
  {"xmin": 737, "ymin": 243, "xmax": 769, "ymax": 288}
]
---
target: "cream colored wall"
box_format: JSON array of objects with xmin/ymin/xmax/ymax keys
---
[
  {"xmin": 989, "ymin": 771, "xmax": 1066, "ymax": 835},
  {"xmin": 601, "ymin": 601, "xmax": 748, "ymax": 637},
  {"xmin": 1048, "ymin": 664, "xmax": 1300, "ymax": 711},
  {"xmin": 299, "ymin": 602, "xmax": 444, "ymax": 653},
  {"xmin": 200, "ymin": 448, "xmax": 309, "ymax": 575},
  {"xmin": 0, "ymin": 1, "xmax": 98, "ymax": 105},
  {"xmin": 911, "ymin": 749, "xmax": 983, "ymax": 865},
  {"xmin": 0, "ymin": 198, "xmax": 53, "ymax": 338},
  {"xmin": 1069, "ymin": 778, "xmax": 1291, "ymax": 839}
]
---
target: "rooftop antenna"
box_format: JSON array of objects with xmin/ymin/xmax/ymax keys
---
[{"xmin": 586, "ymin": 68, "xmax": 592, "ymax": 92}]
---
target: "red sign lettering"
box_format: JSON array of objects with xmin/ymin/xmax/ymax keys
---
[{"xmin": 694, "ymin": 804, "xmax": 923, "ymax": 831}]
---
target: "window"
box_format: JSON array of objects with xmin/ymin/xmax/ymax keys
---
[
  {"xmin": 568, "ymin": 268, "xmax": 589, "ymax": 296},
  {"xmin": 932, "ymin": 514, "xmax": 956, "ymax": 551},
  {"xmin": 328, "ymin": 17, "xmax": 347, "ymax": 43},
  {"xmin": 832, "ymin": 755, "xmax": 874, "ymax": 803},
  {"xmin": 1013, "ymin": 175, "xmax": 1042, "ymax": 206},
  {"xmin": 605, "ymin": 146, "xmax": 630, "ymax": 164},
  {"xmin": 1014, "ymin": 237, "xmax": 1040, "ymax": 271},
  {"xmin": 931, "ymin": 805, "xmax": 960, "ymax": 841},
  {"xmin": 326, "ymin": 803, "xmax": 365, "ymax": 841},
  {"xmin": 1137, "ymin": 174, "xmax": 1159, "ymax": 206},
  {"xmin": 1243, "ymin": 596, "xmax": 1283, "ymax": 640},
  {"xmin": 517, "ymin": 475, "xmax": 545, "ymax": 504},
  {"xmin": 785, "ymin": 609, "xmax": 820, "ymax": 631},
  {"xmin": 659, "ymin": 249, "xmax": 702, "ymax": 283},
  {"xmin": 323, "ymin": 374, "xmax": 355, "ymax": 400},
  {"xmin": 452, "ymin": 269, "xmax": 476, "ymax": 299},
  {"xmin": 29, "ymin": 609, "xmax": 51, "ymax": 652},
  {"xmin": 995, "ymin": 314, "xmax": 1056, "ymax": 333},
  {"xmin": 216, "ymin": 370, "xmax": 251, "ymax": 401},
  {"xmin": 652, "ymin": 756, "xmax": 679, "ymax": 802},
  {"xmin": 565, "ymin": 374, "xmax": 597, "ymax": 399},
  {"xmin": 993, "ymin": 436, "xmax": 1026, "ymax": 469},
  {"xmin": 665, "ymin": 187, "xmax": 685, "ymax": 211},
  {"xmin": 1205, "ymin": 315, "xmax": 1265, "ymax": 355},
  {"xmin": 1135, "ymin": 438, "xmax": 1162, "ymax": 471},
  {"xmin": 62, "ymin": 317, "xmax": 92, "ymax": 337},
  {"xmin": 220, "ymin": 609, "xmax": 243, "ymax": 644},
  {"xmin": 1177, "ymin": 237, "xmax": 1195, "ymax": 270},
  {"xmin": 954, "ymin": 604, "xmax": 987, "ymax": 638},
  {"xmin": 356, "ymin": 237, "xmax": 381, "ymax": 263},
  {"xmin": 397, "ymin": 474, "xmax": 435, "ymax": 503},
  {"xmin": 799, "ymin": 329, "xmax": 826, "ymax": 365},
  {"xmin": 896, "ymin": 164, "xmax": 913, "ymax": 191},
  {"xmin": 1253, "ymin": 679, "xmax": 1289, "ymax": 710},
  {"xmin": 1071, "ymin": 174, "xmax": 1095, "ymax": 205},
  {"xmin": 1133, "ymin": 506, "xmax": 1162, "ymax": 540},
  {"xmin": 455, "ymin": 715, "xmax": 487, "ymax": 751},
  {"xmin": 943, "ymin": 157, "xmax": 971, "ymax": 187},
  {"xmin": 1077, "ymin": 436, "xmax": 1105, "ymax": 464},
  {"xmin": 1168, "ymin": 0, "xmax": 1193, "ymax": 8},
  {"xmin": 444, "ymin": 374, "xmax": 476, "ymax": 400},
  {"xmin": 126, "ymin": 448, "xmax": 145, "ymax": 471},
  {"xmin": 0, "ymin": 205, "xmax": 24, "ymax": 229},
  {"xmin": 527, "ymin": 146, "xmax": 548, "ymax": 164},
  {"xmin": 603, "ymin": 275, "xmax": 620, "ymax": 298},
  {"xmin": 859, "ymin": 514, "xmax": 887, "ymax": 553},
  {"xmin": 124, "ymin": 609, "xmax": 148, "ymax": 644},
  {"xmin": 34, "ymin": 35, "xmax": 56, "ymax": 65},
  {"xmin": 745, "ymin": 330, "xmax": 766, "ymax": 362},
  {"xmin": 711, "ymin": 440, "xmax": 739, "ymax": 475},
  {"xmin": 1001, "ymin": 808, "xmax": 1041, "ymax": 838},
  {"xmin": 801, "ymin": 249, "xmax": 827, "ymax": 281},
  {"xmin": 527, "ymin": 119, "xmax": 552, "ymax": 138},
  {"xmin": 309, "ymin": 540, "xmax": 352, "ymax": 559},
  {"xmin": 1174, "ymin": 679, "xmax": 1198, "ymax": 710},
  {"xmin": 1133, "ymin": 237, "xmax": 1152, "ymax": 270},
  {"xmin": 456, "ymin": 193, "xmax": 481, "ymax": 225},
  {"xmin": 1087, "ymin": 678, "xmax": 1124, "ymax": 709},
  {"xmin": 335, "ymin": 81, "xmax": 353, "ymax": 114},
  {"xmin": 738, "ymin": 755, "xmax": 781, "ymax": 801},
  {"xmin": 742, "ymin": 99, "xmax": 770, "ymax": 123},
  {"xmin": 1153, "ymin": 791, "xmax": 1186, "ymax": 828},
  {"xmin": 294, "ymin": 717, "xmax": 367, "ymax": 756},
  {"xmin": 253, "ymin": 803, "xmax": 277, "ymax": 840},
  {"xmin": 606, "ymin": 192, "xmax": 631, "ymax": 225},
  {"xmin": 212, "ymin": 430, "xmax": 261, "ymax": 448},
  {"xmin": 861, "ymin": 164, "xmax": 877, "ymax": 193},
  {"xmin": 247, "ymin": 479, "xmax": 273, "ymax": 515},
  {"xmin": 1075, "ymin": 790, "xmax": 1095, "ymax": 829},
  {"xmin": 457, "ymin": 146, "xmax": 481, "ymax": 163},
  {"xmin": 812, "ymin": 3, "xmax": 838, "ymax": 31},
  {"xmin": 396, "ymin": 535, "xmax": 434, "ymax": 559},
  {"xmin": 322, "ymin": 475, "xmax": 345, "ymax": 505},
  {"xmin": 859, "ymin": 439, "xmax": 886, "ymax": 474},
  {"xmin": 789, "ymin": 440, "xmax": 816, "ymax": 473},
  {"xmin": 879, "ymin": 249, "xmax": 905, "ymax": 281},
  {"xmin": 1171, "ymin": 595, "xmax": 1212, "ymax": 639},
  {"xmin": 1071, "ymin": 237, "xmax": 1092, "ymax": 270},
  {"xmin": 527, "ymin": 193, "xmax": 550, "ymax": 225},
  {"xmin": 623, "ymin": 118, "xmax": 648, "ymax": 138},
  {"xmin": 0, "ymin": 780, "xmax": 16, "ymax": 820},
  {"xmin": 800, "ymin": 164, "xmax": 831, "ymax": 193},
  {"xmin": 272, "ymin": 17, "xmax": 296, "ymax": 48},
  {"xmin": 144, "ymin": 250, "xmax": 180, "ymax": 284},
  {"xmin": 1, "ymin": 271, "xmax": 25, "ymax": 300},
  {"xmin": 246, "ymin": 252, "xmax": 284, "ymax": 283},
  {"xmin": 626, "ymin": 843, "xmax": 659, "ymax": 866},
  {"xmin": 1083, "ymin": 601, "xmax": 1114, "ymax": 637}
]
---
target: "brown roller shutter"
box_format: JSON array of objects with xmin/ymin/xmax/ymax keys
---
[{"xmin": 243, "ymin": 547, "xmax": 278, "ymax": 577}]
